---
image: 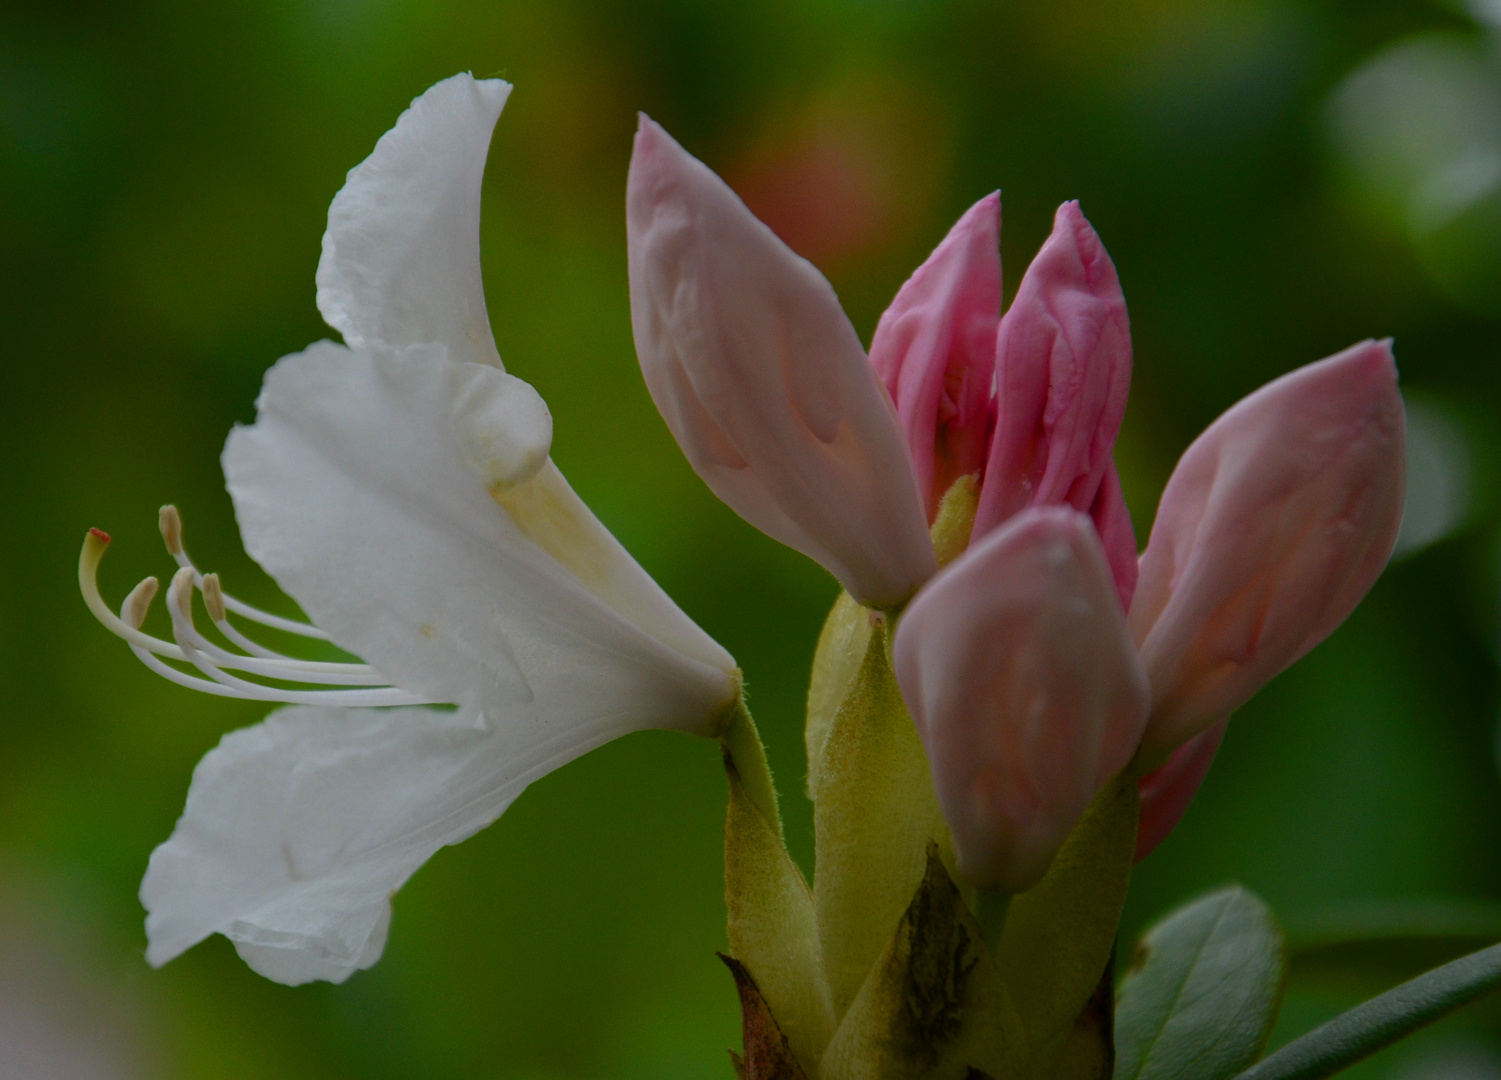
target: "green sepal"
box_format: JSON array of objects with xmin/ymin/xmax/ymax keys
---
[
  {"xmin": 813, "ymin": 617, "xmax": 958, "ymax": 1021},
  {"xmin": 723, "ymin": 694, "xmax": 782, "ymax": 835},
  {"xmin": 1114, "ymin": 887, "xmax": 1286, "ymax": 1080},
  {"xmin": 721, "ymin": 953, "xmax": 813, "ymax": 1080},
  {"xmin": 725, "ymin": 752, "xmax": 836, "ymax": 1071},
  {"xmin": 804, "ymin": 471, "xmax": 978, "ymax": 803},
  {"xmin": 930, "ymin": 472, "xmax": 979, "ymax": 569},
  {"xmin": 818, "ymin": 845, "xmax": 1028, "ymax": 1080},
  {"xmin": 995, "ymin": 771, "xmax": 1138, "ymax": 1073},
  {"xmin": 1049, "ymin": 954, "xmax": 1115, "ymax": 1080},
  {"xmin": 806, "ymin": 591, "xmax": 871, "ymax": 800}
]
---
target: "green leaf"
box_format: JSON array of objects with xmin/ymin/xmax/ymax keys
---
[
  {"xmin": 1115, "ymin": 886, "xmax": 1287, "ymax": 1080},
  {"xmin": 1232, "ymin": 941, "xmax": 1501, "ymax": 1080},
  {"xmin": 995, "ymin": 772, "xmax": 1138, "ymax": 1071},
  {"xmin": 805, "ymin": 590, "xmax": 871, "ymax": 801},
  {"xmin": 818, "ymin": 845, "xmax": 1026, "ymax": 1080},
  {"xmin": 721, "ymin": 953, "xmax": 812, "ymax": 1080},
  {"xmin": 813, "ymin": 618, "xmax": 957, "ymax": 1021},
  {"xmin": 724, "ymin": 727, "xmax": 835, "ymax": 1070}
]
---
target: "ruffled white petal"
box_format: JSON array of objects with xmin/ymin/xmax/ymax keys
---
[
  {"xmin": 222, "ymin": 341, "xmax": 736, "ymax": 732},
  {"xmin": 141, "ymin": 704, "xmax": 629, "ymax": 984},
  {"xmin": 316, "ymin": 73, "xmax": 511, "ymax": 368}
]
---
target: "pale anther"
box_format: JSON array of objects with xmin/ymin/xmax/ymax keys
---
[
  {"xmin": 79, "ymin": 525, "xmax": 439, "ymax": 707},
  {"xmin": 159, "ymin": 504, "xmax": 331, "ymax": 641}
]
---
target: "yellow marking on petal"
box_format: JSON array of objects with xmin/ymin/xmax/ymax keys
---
[{"xmin": 493, "ymin": 461, "xmax": 616, "ymax": 601}]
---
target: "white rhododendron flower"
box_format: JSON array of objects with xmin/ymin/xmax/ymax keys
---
[{"xmin": 80, "ymin": 74, "xmax": 739, "ymax": 985}]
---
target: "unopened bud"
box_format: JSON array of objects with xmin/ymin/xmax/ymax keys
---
[{"xmin": 1130, "ymin": 339, "xmax": 1405, "ymax": 767}]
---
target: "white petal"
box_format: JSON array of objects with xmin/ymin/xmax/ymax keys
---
[
  {"xmin": 316, "ymin": 73, "xmax": 511, "ymax": 368},
  {"xmin": 223, "ymin": 341, "xmax": 735, "ymax": 731},
  {"xmin": 141, "ymin": 704, "xmax": 630, "ymax": 984}
]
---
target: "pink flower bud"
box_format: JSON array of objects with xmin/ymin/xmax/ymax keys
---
[
  {"xmin": 1134, "ymin": 719, "xmax": 1227, "ymax": 861},
  {"xmin": 868, "ymin": 193, "xmax": 1001, "ymax": 520},
  {"xmin": 1130, "ymin": 340, "xmax": 1405, "ymax": 766},
  {"xmin": 894, "ymin": 507, "xmax": 1150, "ymax": 893},
  {"xmin": 626, "ymin": 116, "xmax": 936, "ymax": 609},
  {"xmin": 973, "ymin": 201, "xmax": 1133, "ymax": 546}
]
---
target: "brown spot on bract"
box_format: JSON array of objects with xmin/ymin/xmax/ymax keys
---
[
  {"xmin": 420, "ymin": 624, "xmax": 435, "ymax": 639},
  {"xmin": 891, "ymin": 844, "xmax": 981, "ymax": 1068}
]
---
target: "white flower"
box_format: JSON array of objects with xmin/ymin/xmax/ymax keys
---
[{"xmin": 80, "ymin": 73, "xmax": 739, "ymax": 985}]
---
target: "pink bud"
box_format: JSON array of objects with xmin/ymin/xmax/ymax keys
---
[
  {"xmin": 626, "ymin": 117, "xmax": 936, "ymax": 608},
  {"xmin": 1134, "ymin": 719, "xmax": 1227, "ymax": 861},
  {"xmin": 868, "ymin": 193, "xmax": 1001, "ymax": 520},
  {"xmin": 973, "ymin": 201, "xmax": 1133, "ymax": 547},
  {"xmin": 894, "ymin": 507, "xmax": 1150, "ymax": 893},
  {"xmin": 1130, "ymin": 340, "xmax": 1405, "ymax": 766}
]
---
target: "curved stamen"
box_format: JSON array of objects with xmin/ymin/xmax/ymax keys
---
[
  {"xmin": 120, "ymin": 579, "xmax": 258, "ymax": 699},
  {"xmin": 197, "ymin": 574, "xmax": 387, "ymax": 680},
  {"xmin": 81, "ymin": 529, "xmax": 190, "ymax": 662},
  {"xmin": 166, "ymin": 573, "xmax": 392, "ymax": 685},
  {"xmin": 82, "ymin": 526, "xmax": 442, "ymax": 707},
  {"xmin": 83, "ymin": 531, "xmax": 382, "ymax": 677},
  {"xmin": 160, "ymin": 505, "xmax": 330, "ymax": 640},
  {"xmin": 201, "ymin": 574, "xmax": 284, "ymax": 659},
  {"xmin": 164, "ymin": 569, "xmax": 433, "ymax": 707}
]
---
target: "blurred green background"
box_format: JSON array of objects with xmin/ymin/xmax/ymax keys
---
[{"xmin": 5, "ymin": 0, "xmax": 1501, "ymax": 1076}]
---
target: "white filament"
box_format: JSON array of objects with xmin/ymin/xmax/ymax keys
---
[
  {"xmin": 81, "ymin": 513, "xmax": 440, "ymax": 707},
  {"xmin": 160, "ymin": 505, "xmax": 331, "ymax": 640}
]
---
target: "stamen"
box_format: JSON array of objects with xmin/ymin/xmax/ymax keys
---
[
  {"xmin": 201, "ymin": 571, "xmax": 318, "ymax": 662},
  {"xmin": 164, "ymin": 570, "xmax": 429, "ymax": 707},
  {"xmin": 120, "ymin": 578, "xmax": 258, "ymax": 699},
  {"xmin": 159, "ymin": 505, "xmax": 330, "ymax": 640},
  {"xmin": 80, "ymin": 525, "xmax": 440, "ymax": 707}
]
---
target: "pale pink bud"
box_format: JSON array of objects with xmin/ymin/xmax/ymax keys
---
[
  {"xmin": 1130, "ymin": 340, "xmax": 1405, "ymax": 766},
  {"xmin": 973, "ymin": 201, "xmax": 1133, "ymax": 545},
  {"xmin": 894, "ymin": 507, "xmax": 1151, "ymax": 893},
  {"xmin": 1134, "ymin": 719, "xmax": 1227, "ymax": 861},
  {"xmin": 868, "ymin": 193, "xmax": 1001, "ymax": 520},
  {"xmin": 627, "ymin": 116, "xmax": 936, "ymax": 608}
]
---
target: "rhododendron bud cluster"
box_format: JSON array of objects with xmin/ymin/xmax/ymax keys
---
[{"xmin": 627, "ymin": 115, "xmax": 1405, "ymax": 897}]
